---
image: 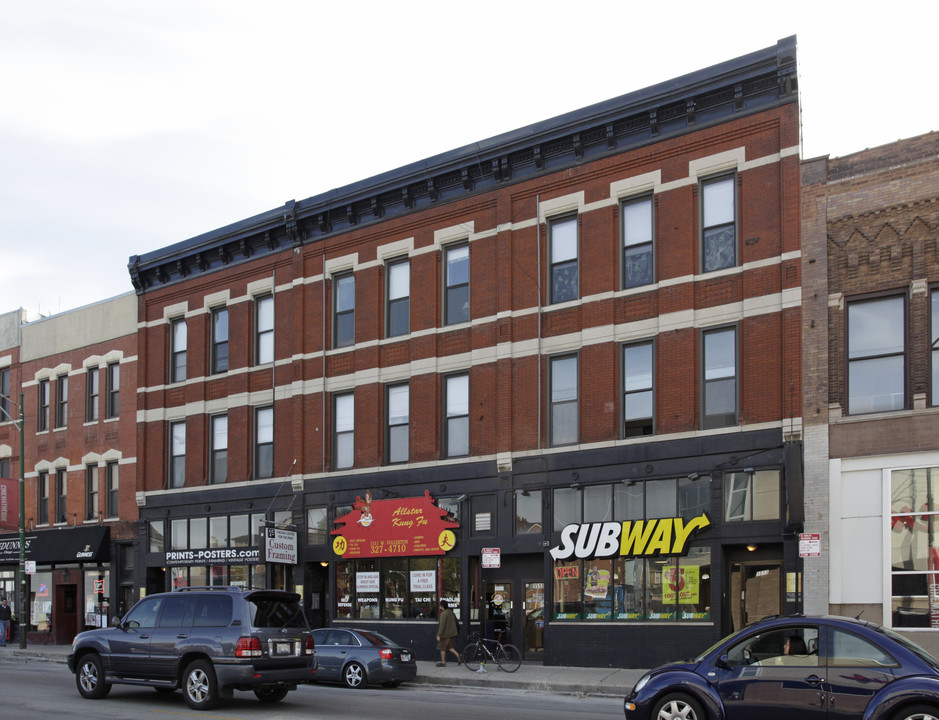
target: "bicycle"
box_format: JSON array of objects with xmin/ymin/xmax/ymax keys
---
[{"xmin": 461, "ymin": 630, "xmax": 522, "ymax": 673}]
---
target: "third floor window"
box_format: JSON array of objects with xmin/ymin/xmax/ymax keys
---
[
  {"xmin": 549, "ymin": 354, "xmax": 578, "ymax": 446},
  {"xmin": 623, "ymin": 341, "xmax": 654, "ymax": 437},
  {"xmin": 622, "ymin": 196, "xmax": 654, "ymax": 288},
  {"xmin": 334, "ymin": 274, "xmax": 355, "ymax": 348},
  {"xmin": 848, "ymin": 295, "xmax": 905, "ymax": 414},
  {"xmin": 170, "ymin": 317, "xmax": 187, "ymax": 383},
  {"xmin": 334, "ymin": 393, "xmax": 354, "ymax": 470},
  {"xmin": 55, "ymin": 375, "xmax": 68, "ymax": 428},
  {"xmin": 701, "ymin": 175, "xmax": 736, "ymax": 273},
  {"xmin": 212, "ymin": 307, "xmax": 229, "ymax": 374},
  {"xmin": 255, "ymin": 406, "xmax": 274, "ymax": 479},
  {"xmin": 444, "ymin": 244, "xmax": 470, "ymax": 325},
  {"xmin": 255, "ymin": 295, "xmax": 274, "ymax": 365},
  {"xmin": 86, "ymin": 367, "xmax": 99, "ymax": 422},
  {"xmin": 549, "ymin": 216, "xmax": 578, "ymax": 304},
  {"xmin": 106, "ymin": 363, "xmax": 120, "ymax": 419},
  {"xmin": 386, "ymin": 383, "xmax": 409, "ymax": 464},
  {"xmin": 702, "ymin": 326, "xmax": 737, "ymax": 429},
  {"xmin": 387, "ymin": 259, "xmax": 410, "ymax": 337},
  {"xmin": 38, "ymin": 378, "xmax": 50, "ymax": 432}
]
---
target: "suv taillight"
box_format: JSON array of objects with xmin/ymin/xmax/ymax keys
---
[
  {"xmin": 235, "ymin": 636, "xmax": 263, "ymax": 658},
  {"xmin": 305, "ymin": 637, "xmax": 315, "ymax": 655},
  {"xmin": 379, "ymin": 648, "xmax": 393, "ymax": 660}
]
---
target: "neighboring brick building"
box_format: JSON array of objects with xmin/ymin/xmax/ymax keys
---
[
  {"xmin": 802, "ymin": 131, "xmax": 939, "ymax": 655},
  {"xmin": 0, "ymin": 295, "xmax": 138, "ymax": 644},
  {"xmin": 127, "ymin": 37, "xmax": 802, "ymax": 668}
]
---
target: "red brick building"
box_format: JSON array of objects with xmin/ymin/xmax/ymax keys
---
[
  {"xmin": 128, "ymin": 37, "xmax": 802, "ymax": 667},
  {"xmin": 0, "ymin": 295, "xmax": 138, "ymax": 644}
]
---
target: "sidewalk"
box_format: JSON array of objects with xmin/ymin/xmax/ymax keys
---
[{"xmin": 0, "ymin": 643, "xmax": 644, "ymax": 697}]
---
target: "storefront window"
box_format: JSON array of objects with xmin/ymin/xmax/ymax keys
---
[
  {"xmin": 679, "ymin": 477, "xmax": 710, "ymax": 519},
  {"xmin": 891, "ymin": 467, "xmax": 939, "ymax": 627},
  {"xmin": 190, "ymin": 566, "xmax": 207, "ymax": 586},
  {"xmin": 337, "ymin": 561, "xmax": 354, "ymax": 619},
  {"xmin": 613, "ymin": 557, "xmax": 644, "ymax": 619},
  {"xmin": 307, "ymin": 507, "xmax": 328, "ymax": 545},
  {"xmin": 230, "ymin": 565, "xmax": 248, "ymax": 588},
  {"xmin": 149, "ymin": 520, "xmax": 164, "ymax": 552},
  {"xmin": 615, "ymin": 483, "xmax": 644, "ymax": 520},
  {"xmin": 679, "ymin": 547, "xmax": 711, "ymax": 620},
  {"xmin": 251, "ymin": 564, "xmax": 265, "ymax": 588},
  {"xmin": 441, "ymin": 556, "xmax": 460, "ymax": 617},
  {"xmin": 411, "ymin": 557, "xmax": 438, "ymax": 619},
  {"xmin": 553, "ymin": 560, "xmax": 582, "ymax": 619},
  {"xmin": 171, "ymin": 519, "xmax": 188, "ymax": 550},
  {"xmin": 646, "ymin": 558, "xmax": 677, "ymax": 620},
  {"xmin": 231, "ymin": 515, "xmax": 249, "ymax": 547},
  {"xmin": 383, "ymin": 558, "xmax": 408, "ymax": 619},
  {"xmin": 30, "ymin": 571, "xmax": 53, "ymax": 632},
  {"xmin": 333, "ymin": 557, "xmax": 459, "ymax": 621},
  {"xmin": 356, "ymin": 559, "xmax": 380, "ymax": 618},
  {"xmin": 553, "ymin": 487, "xmax": 582, "ymax": 531},
  {"xmin": 190, "ymin": 517, "xmax": 208, "ymax": 549},
  {"xmin": 210, "ymin": 516, "xmax": 228, "ymax": 547},
  {"xmin": 584, "ymin": 485, "xmax": 613, "ymax": 522},
  {"xmin": 83, "ymin": 570, "xmax": 109, "ymax": 629},
  {"xmin": 515, "ymin": 490, "xmax": 543, "ymax": 535},
  {"xmin": 646, "ymin": 478, "xmax": 677, "ymax": 518},
  {"xmin": 724, "ymin": 470, "xmax": 780, "ymax": 522},
  {"xmin": 583, "ymin": 559, "xmax": 613, "ymax": 620}
]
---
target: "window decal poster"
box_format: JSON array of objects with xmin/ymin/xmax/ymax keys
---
[{"xmin": 332, "ymin": 489, "xmax": 459, "ymax": 558}]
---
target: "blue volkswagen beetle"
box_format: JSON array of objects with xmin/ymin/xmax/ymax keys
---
[{"xmin": 624, "ymin": 615, "xmax": 939, "ymax": 720}]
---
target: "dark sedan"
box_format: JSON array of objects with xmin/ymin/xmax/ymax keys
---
[
  {"xmin": 312, "ymin": 628, "xmax": 417, "ymax": 689},
  {"xmin": 624, "ymin": 614, "xmax": 939, "ymax": 720}
]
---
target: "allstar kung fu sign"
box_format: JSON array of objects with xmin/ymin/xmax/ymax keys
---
[{"xmin": 331, "ymin": 489, "xmax": 459, "ymax": 559}]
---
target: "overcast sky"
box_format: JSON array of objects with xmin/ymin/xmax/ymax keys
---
[{"xmin": 2, "ymin": 1, "xmax": 937, "ymax": 317}]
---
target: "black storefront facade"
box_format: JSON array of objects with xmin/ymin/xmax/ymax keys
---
[
  {"xmin": 0, "ymin": 524, "xmax": 111, "ymax": 645},
  {"xmin": 135, "ymin": 428, "xmax": 803, "ymax": 669}
]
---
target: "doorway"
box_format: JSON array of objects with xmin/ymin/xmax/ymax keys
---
[
  {"xmin": 54, "ymin": 584, "xmax": 78, "ymax": 644},
  {"xmin": 726, "ymin": 545, "xmax": 783, "ymax": 633},
  {"xmin": 479, "ymin": 553, "xmax": 544, "ymax": 660}
]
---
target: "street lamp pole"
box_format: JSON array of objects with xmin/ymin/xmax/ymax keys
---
[{"xmin": 17, "ymin": 393, "xmax": 25, "ymax": 649}]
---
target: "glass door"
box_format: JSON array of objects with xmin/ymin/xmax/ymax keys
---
[
  {"xmin": 484, "ymin": 581, "xmax": 512, "ymax": 643},
  {"xmin": 522, "ymin": 581, "xmax": 544, "ymax": 659}
]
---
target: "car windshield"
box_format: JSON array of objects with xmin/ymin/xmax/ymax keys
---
[
  {"xmin": 248, "ymin": 596, "xmax": 306, "ymax": 628},
  {"xmin": 876, "ymin": 624, "xmax": 939, "ymax": 667},
  {"xmin": 694, "ymin": 626, "xmax": 751, "ymax": 662}
]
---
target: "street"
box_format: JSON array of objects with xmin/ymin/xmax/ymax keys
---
[{"xmin": 2, "ymin": 662, "xmax": 624, "ymax": 719}]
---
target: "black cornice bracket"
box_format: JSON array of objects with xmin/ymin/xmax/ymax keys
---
[{"xmin": 370, "ymin": 198, "xmax": 383, "ymax": 218}]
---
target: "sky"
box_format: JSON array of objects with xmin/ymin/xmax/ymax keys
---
[{"xmin": 2, "ymin": 1, "xmax": 937, "ymax": 317}]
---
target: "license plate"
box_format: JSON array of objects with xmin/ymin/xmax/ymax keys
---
[
  {"xmin": 401, "ymin": 652, "xmax": 411, "ymax": 662},
  {"xmin": 275, "ymin": 642, "xmax": 292, "ymax": 655}
]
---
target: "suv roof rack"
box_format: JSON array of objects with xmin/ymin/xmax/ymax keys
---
[{"xmin": 172, "ymin": 586, "xmax": 246, "ymax": 593}]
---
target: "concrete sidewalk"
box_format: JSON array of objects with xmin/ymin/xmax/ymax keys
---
[{"xmin": 0, "ymin": 643, "xmax": 644, "ymax": 697}]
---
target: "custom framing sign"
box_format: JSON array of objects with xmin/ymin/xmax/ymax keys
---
[{"xmin": 331, "ymin": 490, "xmax": 459, "ymax": 559}]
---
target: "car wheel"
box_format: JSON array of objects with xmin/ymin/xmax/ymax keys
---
[
  {"xmin": 183, "ymin": 659, "xmax": 220, "ymax": 710},
  {"xmin": 75, "ymin": 653, "xmax": 112, "ymax": 699},
  {"xmin": 652, "ymin": 693, "xmax": 706, "ymax": 720},
  {"xmin": 254, "ymin": 687, "xmax": 290, "ymax": 703},
  {"xmin": 343, "ymin": 661, "xmax": 366, "ymax": 688},
  {"xmin": 894, "ymin": 706, "xmax": 939, "ymax": 720}
]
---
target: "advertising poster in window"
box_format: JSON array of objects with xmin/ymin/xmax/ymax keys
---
[
  {"xmin": 410, "ymin": 569, "xmax": 435, "ymax": 592},
  {"xmin": 331, "ymin": 489, "xmax": 459, "ymax": 559}
]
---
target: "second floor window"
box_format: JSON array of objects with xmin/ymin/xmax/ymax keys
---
[
  {"xmin": 549, "ymin": 216, "xmax": 578, "ymax": 304},
  {"xmin": 86, "ymin": 465, "xmax": 98, "ymax": 521},
  {"xmin": 170, "ymin": 317, "xmax": 187, "ymax": 383},
  {"xmin": 933, "ymin": 290, "xmax": 939, "ymax": 406},
  {"xmin": 255, "ymin": 295, "xmax": 274, "ymax": 365},
  {"xmin": 106, "ymin": 461, "xmax": 119, "ymax": 518},
  {"xmin": 211, "ymin": 414, "xmax": 228, "ymax": 484},
  {"xmin": 701, "ymin": 175, "xmax": 736, "ymax": 273},
  {"xmin": 106, "ymin": 363, "xmax": 120, "ymax": 419},
  {"xmin": 38, "ymin": 379, "xmax": 50, "ymax": 431},
  {"xmin": 444, "ymin": 374, "xmax": 469, "ymax": 458},
  {"xmin": 169, "ymin": 421, "xmax": 185, "ymax": 488},
  {"xmin": 86, "ymin": 367, "xmax": 99, "ymax": 422},
  {"xmin": 848, "ymin": 295, "xmax": 905, "ymax": 414},
  {"xmin": 623, "ymin": 341, "xmax": 654, "ymax": 437},
  {"xmin": 444, "ymin": 244, "xmax": 470, "ymax": 325},
  {"xmin": 255, "ymin": 406, "xmax": 274, "ymax": 479},
  {"xmin": 703, "ymin": 326, "xmax": 737, "ymax": 429},
  {"xmin": 334, "ymin": 274, "xmax": 355, "ymax": 348},
  {"xmin": 622, "ymin": 196, "xmax": 654, "ymax": 288},
  {"xmin": 55, "ymin": 375, "xmax": 68, "ymax": 428},
  {"xmin": 386, "ymin": 383, "xmax": 409, "ymax": 464},
  {"xmin": 0, "ymin": 368, "xmax": 9, "ymax": 419},
  {"xmin": 550, "ymin": 355, "xmax": 578, "ymax": 446},
  {"xmin": 387, "ymin": 259, "xmax": 410, "ymax": 337},
  {"xmin": 38, "ymin": 470, "xmax": 49, "ymax": 525},
  {"xmin": 212, "ymin": 307, "xmax": 229, "ymax": 374},
  {"xmin": 334, "ymin": 393, "xmax": 354, "ymax": 470},
  {"xmin": 56, "ymin": 468, "xmax": 67, "ymax": 524}
]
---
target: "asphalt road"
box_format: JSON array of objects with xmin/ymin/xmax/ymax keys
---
[{"xmin": 5, "ymin": 662, "xmax": 624, "ymax": 720}]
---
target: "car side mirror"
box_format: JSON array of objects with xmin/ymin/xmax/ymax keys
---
[
  {"xmin": 111, "ymin": 616, "xmax": 122, "ymax": 628},
  {"xmin": 716, "ymin": 653, "xmax": 731, "ymax": 670}
]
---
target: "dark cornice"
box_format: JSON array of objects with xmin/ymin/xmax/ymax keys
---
[{"xmin": 128, "ymin": 36, "xmax": 797, "ymax": 295}]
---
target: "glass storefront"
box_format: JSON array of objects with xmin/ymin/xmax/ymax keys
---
[{"xmin": 336, "ymin": 556, "xmax": 460, "ymax": 620}]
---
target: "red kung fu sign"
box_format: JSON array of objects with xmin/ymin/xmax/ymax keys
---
[{"xmin": 331, "ymin": 490, "xmax": 459, "ymax": 559}]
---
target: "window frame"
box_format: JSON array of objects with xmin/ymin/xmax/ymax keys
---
[
  {"xmin": 623, "ymin": 340, "xmax": 654, "ymax": 437},
  {"xmin": 444, "ymin": 372, "xmax": 469, "ymax": 458},
  {"xmin": 386, "ymin": 257, "xmax": 410, "ymax": 338},
  {"xmin": 548, "ymin": 214, "xmax": 579, "ymax": 304},
  {"xmin": 385, "ymin": 382, "xmax": 410, "ymax": 465},
  {"xmin": 169, "ymin": 420, "xmax": 186, "ymax": 489},
  {"xmin": 622, "ymin": 194, "xmax": 654, "ymax": 289},
  {"xmin": 106, "ymin": 461, "xmax": 119, "ymax": 518},
  {"xmin": 0, "ymin": 368, "xmax": 9, "ymax": 419},
  {"xmin": 86, "ymin": 367, "xmax": 99, "ymax": 422},
  {"xmin": 701, "ymin": 325, "xmax": 738, "ymax": 430},
  {"xmin": 38, "ymin": 378, "xmax": 50, "ymax": 432},
  {"xmin": 106, "ymin": 362, "xmax": 120, "ymax": 419},
  {"xmin": 211, "ymin": 306, "xmax": 229, "ymax": 374},
  {"xmin": 55, "ymin": 467, "xmax": 67, "ymax": 524},
  {"xmin": 55, "ymin": 374, "xmax": 68, "ymax": 429},
  {"xmin": 255, "ymin": 295, "xmax": 274, "ymax": 366},
  {"xmin": 85, "ymin": 465, "xmax": 98, "ymax": 521},
  {"xmin": 334, "ymin": 273, "xmax": 355, "ymax": 348},
  {"xmin": 444, "ymin": 243, "xmax": 470, "ymax": 326},
  {"xmin": 333, "ymin": 392, "xmax": 354, "ymax": 471},
  {"xmin": 38, "ymin": 470, "xmax": 49, "ymax": 525},
  {"xmin": 254, "ymin": 405, "xmax": 274, "ymax": 479},
  {"xmin": 847, "ymin": 294, "xmax": 907, "ymax": 415},
  {"xmin": 549, "ymin": 354, "xmax": 579, "ymax": 447},
  {"xmin": 210, "ymin": 413, "xmax": 228, "ymax": 484},
  {"xmin": 170, "ymin": 317, "xmax": 187, "ymax": 383},
  {"xmin": 700, "ymin": 174, "xmax": 737, "ymax": 273}
]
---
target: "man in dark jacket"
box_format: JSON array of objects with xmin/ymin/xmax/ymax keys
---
[
  {"xmin": 0, "ymin": 598, "xmax": 12, "ymax": 646},
  {"xmin": 435, "ymin": 601, "xmax": 461, "ymax": 666}
]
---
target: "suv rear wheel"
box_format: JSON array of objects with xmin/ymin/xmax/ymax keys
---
[
  {"xmin": 76, "ymin": 653, "xmax": 112, "ymax": 699},
  {"xmin": 183, "ymin": 659, "xmax": 219, "ymax": 710}
]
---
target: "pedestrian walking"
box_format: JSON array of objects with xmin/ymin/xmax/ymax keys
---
[
  {"xmin": 435, "ymin": 600, "xmax": 461, "ymax": 667},
  {"xmin": 0, "ymin": 597, "xmax": 12, "ymax": 646}
]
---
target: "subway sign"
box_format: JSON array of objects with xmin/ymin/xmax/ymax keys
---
[{"xmin": 549, "ymin": 512, "xmax": 711, "ymax": 561}]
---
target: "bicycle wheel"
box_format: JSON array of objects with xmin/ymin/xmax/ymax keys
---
[
  {"xmin": 495, "ymin": 643, "xmax": 521, "ymax": 672},
  {"xmin": 462, "ymin": 642, "xmax": 483, "ymax": 671}
]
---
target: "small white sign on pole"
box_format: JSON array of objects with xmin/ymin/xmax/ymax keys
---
[
  {"xmin": 482, "ymin": 547, "xmax": 501, "ymax": 568},
  {"xmin": 25, "ymin": 560, "xmax": 36, "ymax": 574},
  {"xmin": 799, "ymin": 533, "xmax": 821, "ymax": 557}
]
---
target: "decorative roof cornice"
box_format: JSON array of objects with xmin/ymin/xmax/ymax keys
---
[{"xmin": 128, "ymin": 36, "xmax": 797, "ymax": 295}]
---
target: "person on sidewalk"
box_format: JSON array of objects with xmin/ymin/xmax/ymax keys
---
[
  {"xmin": 435, "ymin": 601, "xmax": 461, "ymax": 667},
  {"xmin": 0, "ymin": 598, "xmax": 12, "ymax": 646}
]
